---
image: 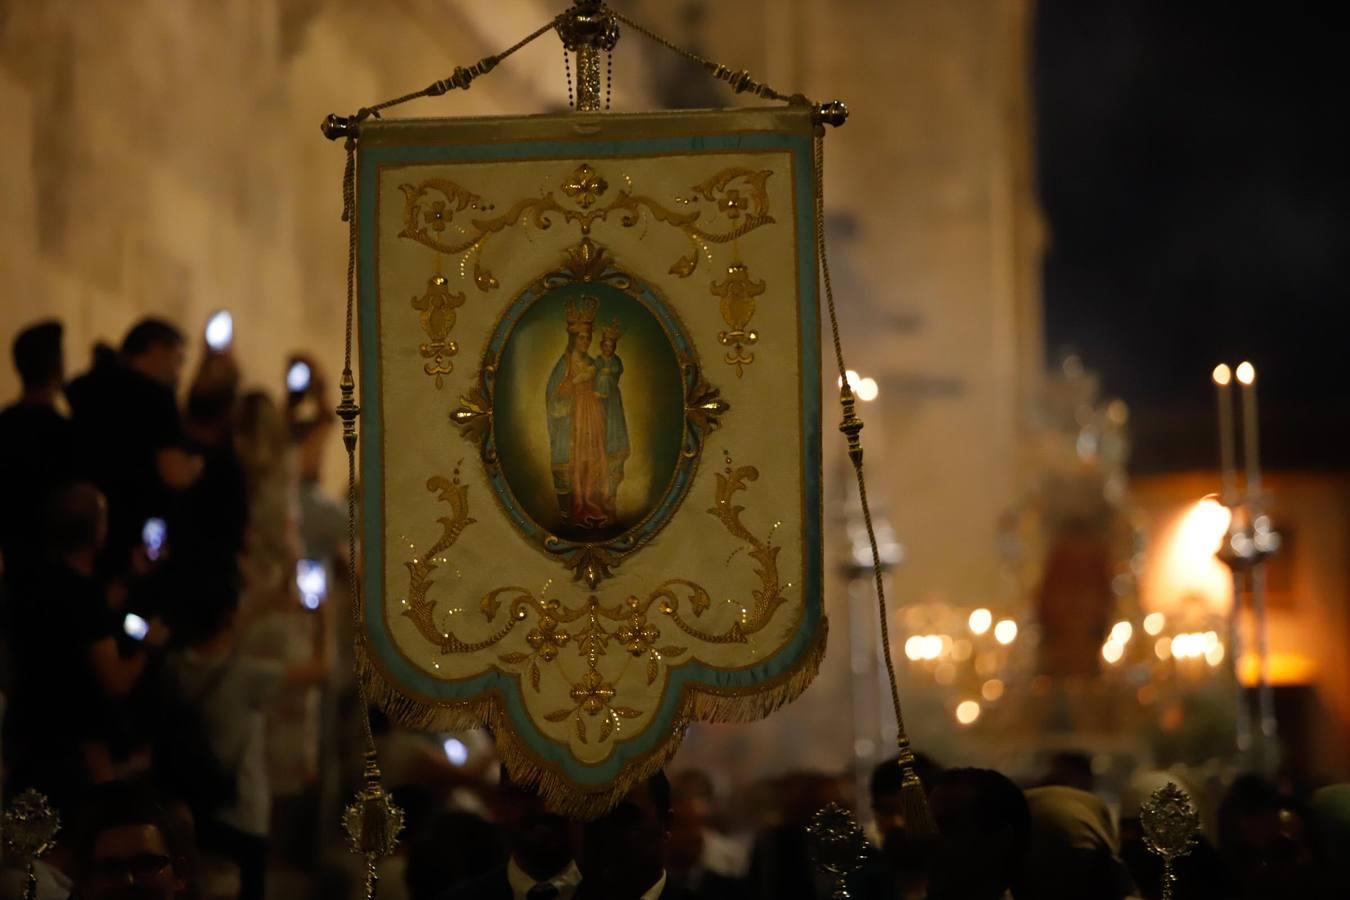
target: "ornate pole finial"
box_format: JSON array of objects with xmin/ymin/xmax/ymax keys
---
[
  {"xmin": 807, "ymin": 803, "xmax": 869, "ymax": 900},
  {"xmin": 3, "ymin": 789, "xmax": 61, "ymax": 900},
  {"xmin": 557, "ymin": 1, "xmax": 620, "ymax": 111},
  {"xmin": 1140, "ymin": 782, "xmax": 1200, "ymax": 900},
  {"xmin": 343, "ymin": 751, "xmax": 406, "ymax": 900},
  {"xmin": 337, "ymin": 368, "xmax": 361, "ymax": 454},
  {"xmin": 813, "ymin": 100, "xmax": 850, "ymax": 129}
]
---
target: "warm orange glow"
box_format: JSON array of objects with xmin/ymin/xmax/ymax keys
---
[
  {"xmin": 904, "ymin": 636, "xmax": 923, "ymax": 661},
  {"xmin": 981, "ymin": 679, "xmax": 1005, "ymax": 701},
  {"xmin": 1238, "ymin": 653, "xmax": 1317, "ymax": 687},
  {"xmin": 968, "ymin": 608, "xmax": 993, "ymax": 635},
  {"xmin": 1171, "ymin": 631, "xmax": 1221, "ymax": 660},
  {"xmin": 1212, "ymin": 363, "xmax": 1232, "ymax": 386},
  {"xmin": 1235, "ymin": 361, "xmax": 1255, "ymax": 385},
  {"xmin": 994, "ymin": 619, "xmax": 1018, "ymax": 645},
  {"xmin": 956, "ymin": 700, "xmax": 981, "ymax": 725},
  {"xmin": 1140, "ymin": 497, "xmax": 1235, "ymax": 617}
]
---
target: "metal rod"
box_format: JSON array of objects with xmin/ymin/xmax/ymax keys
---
[
  {"xmin": 1250, "ymin": 561, "xmax": 1278, "ymax": 760},
  {"xmin": 1230, "ymin": 569, "xmax": 1252, "ymax": 755},
  {"xmin": 575, "ymin": 45, "xmax": 603, "ymax": 110}
]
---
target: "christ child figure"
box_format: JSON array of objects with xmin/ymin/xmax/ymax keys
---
[{"xmin": 593, "ymin": 318, "xmax": 630, "ymax": 516}]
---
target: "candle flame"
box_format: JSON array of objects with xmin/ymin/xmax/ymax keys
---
[
  {"xmin": 1212, "ymin": 363, "xmax": 1232, "ymax": 386},
  {"xmin": 1235, "ymin": 361, "xmax": 1256, "ymax": 385}
]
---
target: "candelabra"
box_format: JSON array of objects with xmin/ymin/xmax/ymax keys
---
[{"xmin": 1212, "ymin": 362, "xmax": 1280, "ymax": 770}]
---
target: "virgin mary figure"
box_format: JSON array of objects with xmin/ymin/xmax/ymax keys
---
[{"xmin": 546, "ymin": 295, "xmax": 611, "ymax": 529}]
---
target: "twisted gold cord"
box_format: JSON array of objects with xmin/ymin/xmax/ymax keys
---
[
  {"xmin": 813, "ymin": 136, "xmax": 934, "ymax": 838},
  {"xmin": 324, "ymin": 5, "xmax": 811, "ymax": 140},
  {"xmin": 371, "ymin": 16, "xmax": 560, "ymax": 114},
  {"xmin": 338, "ymin": 138, "xmax": 377, "ymax": 757},
  {"xmin": 610, "ymin": 9, "xmax": 795, "ymax": 103}
]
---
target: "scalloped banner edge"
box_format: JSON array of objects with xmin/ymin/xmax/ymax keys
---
[{"xmin": 355, "ymin": 616, "xmax": 828, "ymax": 820}]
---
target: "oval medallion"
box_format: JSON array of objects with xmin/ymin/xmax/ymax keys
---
[
  {"xmin": 455, "ymin": 241, "xmax": 725, "ymax": 585},
  {"xmin": 495, "ymin": 281, "xmax": 684, "ymax": 543}
]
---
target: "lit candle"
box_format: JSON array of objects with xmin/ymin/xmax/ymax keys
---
[
  {"xmin": 1212, "ymin": 364, "xmax": 1237, "ymax": 505},
  {"xmin": 1235, "ymin": 362, "xmax": 1260, "ymax": 497}
]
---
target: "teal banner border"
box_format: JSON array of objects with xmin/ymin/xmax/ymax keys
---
[{"xmin": 357, "ymin": 130, "xmax": 821, "ymax": 785}]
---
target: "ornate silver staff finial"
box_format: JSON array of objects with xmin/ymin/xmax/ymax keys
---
[
  {"xmin": 2, "ymin": 789, "xmax": 61, "ymax": 900},
  {"xmin": 807, "ymin": 803, "xmax": 869, "ymax": 900},
  {"xmin": 342, "ymin": 751, "xmax": 406, "ymax": 900},
  {"xmin": 1140, "ymin": 782, "xmax": 1200, "ymax": 900}
]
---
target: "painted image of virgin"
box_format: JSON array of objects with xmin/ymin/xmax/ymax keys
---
[{"xmin": 546, "ymin": 296, "xmax": 612, "ymax": 529}]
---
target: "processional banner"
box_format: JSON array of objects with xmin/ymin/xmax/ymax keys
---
[{"xmin": 356, "ymin": 107, "xmax": 823, "ymax": 815}]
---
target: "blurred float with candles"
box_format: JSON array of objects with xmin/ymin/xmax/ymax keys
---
[{"xmin": 885, "ymin": 355, "xmax": 1350, "ymax": 788}]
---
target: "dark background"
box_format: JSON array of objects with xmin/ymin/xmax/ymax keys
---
[{"xmin": 1034, "ymin": 1, "xmax": 1350, "ymax": 473}]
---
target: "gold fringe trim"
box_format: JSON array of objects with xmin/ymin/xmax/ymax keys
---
[{"xmin": 357, "ymin": 616, "xmax": 828, "ymax": 820}]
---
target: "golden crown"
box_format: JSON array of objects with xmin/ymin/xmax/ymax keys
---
[
  {"xmin": 565, "ymin": 295, "xmax": 599, "ymax": 332},
  {"xmin": 599, "ymin": 317, "xmax": 622, "ymax": 342}
]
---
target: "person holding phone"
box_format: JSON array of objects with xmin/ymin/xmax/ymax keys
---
[
  {"xmin": 3, "ymin": 483, "xmax": 170, "ymax": 812},
  {"xmin": 232, "ymin": 389, "xmax": 336, "ymax": 873},
  {"xmin": 169, "ymin": 589, "xmax": 331, "ymax": 900},
  {"xmin": 66, "ymin": 318, "xmax": 203, "ymax": 579}
]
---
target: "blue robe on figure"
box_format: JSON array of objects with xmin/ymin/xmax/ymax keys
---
[{"xmin": 546, "ymin": 351, "xmax": 576, "ymax": 506}]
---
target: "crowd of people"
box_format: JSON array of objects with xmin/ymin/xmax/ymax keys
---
[
  {"xmin": 0, "ymin": 316, "xmax": 347, "ymax": 899},
  {"xmin": 0, "ymin": 315, "xmax": 1347, "ymax": 900}
]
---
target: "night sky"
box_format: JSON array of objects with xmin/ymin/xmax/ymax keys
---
[{"xmin": 1034, "ymin": 2, "xmax": 1350, "ymax": 473}]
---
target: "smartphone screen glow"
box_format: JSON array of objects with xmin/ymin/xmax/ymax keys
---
[
  {"xmin": 142, "ymin": 517, "xmax": 167, "ymax": 562},
  {"xmin": 297, "ymin": 559, "xmax": 327, "ymax": 610},
  {"xmin": 286, "ymin": 360, "xmax": 312, "ymax": 393},
  {"xmin": 204, "ymin": 310, "xmax": 233, "ymax": 351},
  {"xmin": 123, "ymin": 613, "xmax": 149, "ymax": 641},
  {"xmin": 442, "ymin": 737, "xmax": 469, "ymax": 766}
]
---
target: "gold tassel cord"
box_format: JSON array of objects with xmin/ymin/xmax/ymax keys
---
[
  {"xmin": 335, "ymin": 130, "xmax": 406, "ymax": 898},
  {"xmin": 813, "ymin": 135, "xmax": 936, "ymax": 840}
]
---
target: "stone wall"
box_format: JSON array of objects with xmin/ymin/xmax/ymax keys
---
[
  {"xmin": 0, "ymin": 0, "xmax": 571, "ymax": 489},
  {"xmin": 664, "ymin": 0, "xmax": 1045, "ymax": 776}
]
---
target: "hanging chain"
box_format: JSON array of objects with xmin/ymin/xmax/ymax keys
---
[
  {"xmin": 321, "ymin": 4, "xmax": 845, "ymax": 143},
  {"xmin": 564, "ymin": 45, "xmax": 575, "ymax": 109},
  {"xmin": 605, "ymin": 49, "xmax": 613, "ymax": 110}
]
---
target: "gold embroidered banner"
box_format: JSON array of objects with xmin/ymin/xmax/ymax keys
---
[{"xmin": 355, "ymin": 107, "xmax": 824, "ymax": 816}]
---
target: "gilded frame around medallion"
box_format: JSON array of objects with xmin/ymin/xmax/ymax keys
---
[{"xmin": 452, "ymin": 239, "xmax": 727, "ymax": 587}]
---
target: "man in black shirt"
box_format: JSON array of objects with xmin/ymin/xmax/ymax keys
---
[
  {"xmin": 0, "ymin": 320, "xmax": 77, "ymax": 580},
  {"xmin": 3, "ymin": 483, "xmax": 163, "ymax": 811},
  {"xmin": 66, "ymin": 318, "xmax": 202, "ymax": 578}
]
